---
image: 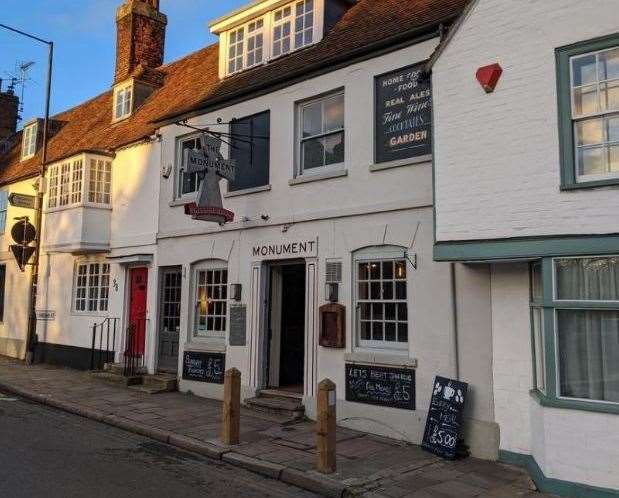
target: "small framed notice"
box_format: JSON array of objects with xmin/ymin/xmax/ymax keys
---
[{"xmin": 374, "ymin": 62, "xmax": 432, "ymax": 164}]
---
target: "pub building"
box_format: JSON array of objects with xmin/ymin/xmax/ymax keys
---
[{"xmin": 0, "ymin": 0, "xmax": 617, "ymax": 496}]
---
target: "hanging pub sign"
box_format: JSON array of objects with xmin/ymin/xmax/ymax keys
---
[
  {"xmin": 183, "ymin": 134, "xmax": 236, "ymax": 224},
  {"xmin": 375, "ymin": 62, "xmax": 432, "ymax": 164},
  {"xmin": 422, "ymin": 376, "xmax": 468, "ymax": 460}
]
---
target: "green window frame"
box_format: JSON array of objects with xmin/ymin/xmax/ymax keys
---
[
  {"xmin": 556, "ymin": 33, "xmax": 619, "ymax": 190},
  {"xmin": 529, "ymin": 257, "xmax": 619, "ymax": 414}
]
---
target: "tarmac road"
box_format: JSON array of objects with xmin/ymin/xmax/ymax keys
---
[{"xmin": 0, "ymin": 392, "xmax": 319, "ymax": 498}]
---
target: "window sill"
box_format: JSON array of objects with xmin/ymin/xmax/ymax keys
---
[
  {"xmin": 369, "ymin": 154, "xmax": 432, "ymax": 172},
  {"xmin": 169, "ymin": 198, "xmax": 194, "ymax": 208},
  {"xmin": 45, "ymin": 203, "xmax": 112, "ymax": 214},
  {"xmin": 184, "ymin": 340, "xmax": 226, "ymax": 353},
  {"xmin": 344, "ymin": 351, "xmax": 417, "ymax": 368},
  {"xmin": 224, "ymin": 184, "xmax": 271, "ymax": 198},
  {"xmin": 289, "ymin": 168, "xmax": 348, "ymax": 186},
  {"xmin": 530, "ymin": 389, "xmax": 619, "ymax": 414},
  {"xmin": 561, "ymin": 178, "xmax": 619, "ymax": 190}
]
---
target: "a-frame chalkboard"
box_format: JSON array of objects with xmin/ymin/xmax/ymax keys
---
[{"xmin": 422, "ymin": 376, "xmax": 468, "ymax": 460}]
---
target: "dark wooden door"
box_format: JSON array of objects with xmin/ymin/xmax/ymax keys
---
[
  {"xmin": 279, "ymin": 264, "xmax": 306, "ymax": 388},
  {"xmin": 129, "ymin": 267, "xmax": 148, "ymax": 356},
  {"xmin": 158, "ymin": 268, "xmax": 182, "ymax": 373}
]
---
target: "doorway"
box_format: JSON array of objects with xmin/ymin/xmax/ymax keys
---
[
  {"xmin": 157, "ymin": 267, "xmax": 182, "ymax": 373},
  {"xmin": 128, "ymin": 267, "xmax": 148, "ymax": 356},
  {"xmin": 267, "ymin": 262, "xmax": 306, "ymax": 393}
]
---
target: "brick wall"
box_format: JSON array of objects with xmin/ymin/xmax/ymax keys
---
[
  {"xmin": 433, "ymin": 0, "xmax": 619, "ymax": 242},
  {"xmin": 0, "ymin": 91, "xmax": 19, "ymax": 140},
  {"xmin": 115, "ymin": 0, "xmax": 166, "ymax": 83}
]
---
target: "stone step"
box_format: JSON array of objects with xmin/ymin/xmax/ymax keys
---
[
  {"xmin": 141, "ymin": 374, "xmax": 177, "ymax": 393},
  {"xmin": 103, "ymin": 362, "xmax": 147, "ymax": 376},
  {"xmin": 244, "ymin": 394, "xmax": 305, "ymax": 421},
  {"xmin": 258, "ymin": 388, "xmax": 303, "ymax": 400},
  {"xmin": 89, "ymin": 370, "xmax": 142, "ymax": 386}
]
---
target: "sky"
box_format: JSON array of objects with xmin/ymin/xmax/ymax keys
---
[{"xmin": 1, "ymin": 0, "xmax": 248, "ymax": 129}]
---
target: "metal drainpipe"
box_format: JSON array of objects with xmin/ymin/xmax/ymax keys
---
[{"xmin": 450, "ymin": 262, "xmax": 460, "ymax": 380}]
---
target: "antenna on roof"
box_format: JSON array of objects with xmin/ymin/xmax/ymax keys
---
[{"xmin": 16, "ymin": 61, "xmax": 35, "ymax": 122}]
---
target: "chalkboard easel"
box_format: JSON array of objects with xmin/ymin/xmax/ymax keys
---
[{"xmin": 422, "ymin": 376, "xmax": 468, "ymax": 460}]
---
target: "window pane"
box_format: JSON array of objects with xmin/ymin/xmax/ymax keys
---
[
  {"xmin": 600, "ymin": 80, "xmax": 619, "ymax": 112},
  {"xmin": 577, "ymin": 146, "xmax": 607, "ymax": 176},
  {"xmin": 360, "ymin": 321, "xmax": 370, "ymax": 340},
  {"xmin": 302, "ymin": 137, "xmax": 324, "ymax": 170},
  {"xmin": 370, "ymin": 262, "xmax": 380, "ymax": 280},
  {"xmin": 575, "ymin": 118, "xmax": 604, "ymax": 146},
  {"xmin": 532, "ymin": 307, "xmax": 546, "ymax": 392},
  {"xmin": 358, "ymin": 282, "xmax": 368, "ymax": 300},
  {"xmin": 573, "ymin": 85, "xmax": 598, "ymax": 116},
  {"xmin": 358, "ymin": 263, "xmax": 369, "ymax": 280},
  {"xmin": 555, "ymin": 257, "xmax": 619, "ymax": 301},
  {"xmin": 385, "ymin": 322, "xmax": 396, "ymax": 342},
  {"xmin": 531, "ymin": 262, "xmax": 543, "ymax": 302},
  {"xmin": 610, "ymin": 145, "xmax": 619, "ymax": 172},
  {"xmin": 572, "ymin": 54, "xmax": 597, "ymax": 86},
  {"xmin": 609, "ymin": 115, "xmax": 619, "ymax": 142},
  {"xmin": 372, "ymin": 321, "xmax": 383, "ymax": 341},
  {"xmin": 382, "ymin": 261, "xmax": 393, "ymax": 280},
  {"xmin": 324, "ymin": 95, "xmax": 344, "ymax": 132},
  {"xmin": 598, "ymin": 47, "xmax": 619, "ymax": 81},
  {"xmin": 395, "ymin": 261, "xmax": 406, "ymax": 279},
  {"xmin": 229, "ymin": 112, "xmax": 270, "ymax": 192},
  {"xmin": 303, "ymin": 102, "xmax": 322, "ymax": 137},
  {"xmin": 557, "ymin": 309, "xmax": 619, "ymax": 402},
  {"xmin": 397, "ymin": 323, "xmax": 408, "ymax": 343},
  {"xmin": 324, "ymin": 132, "xmax": 344, "ymax": 166},
  {"xmin": 395, "ymin": 281, "xmax": 406, "ymax": 300}
]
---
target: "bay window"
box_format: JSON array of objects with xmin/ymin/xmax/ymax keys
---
[
  {"xmin": 298, "ymin": 91, "xmax": 345, "ymax": 174},
  {"xmin": 47, "ymin": 156, "xmax": 111, "ymax": 209},
  {"xmin": 354, "ymin": 247, "xmax": 409, "ymax": 351},
  {"xmin": 193, "ymin": 262, "xmax": 228, "ymax": 339},
  {"xmin": 557, "ymin": 34, "xmax": 619, "ymax": 187},
  {"xmin": 531, "ymin": 256, "xmax": 619, "ymax": 408}
]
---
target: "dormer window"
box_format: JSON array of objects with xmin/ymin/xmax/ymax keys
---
[
  {"xmin": 21, "ymin": 122, "xmax": 38, "ymax": 160},
  {"xmin": 272, "ymin": 6, "xmax": 292, "ymax": 57},
  {"xmin": 214, "ymin": 0, "xmax": 324, "ymax": 78},
  {"xmin": 114, "ymin": 82, "xmax": 133, "ymax": 121}
]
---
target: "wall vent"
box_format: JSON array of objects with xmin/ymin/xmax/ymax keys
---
[{"xmin": 326, "ymin": 260, "xmax": 342, "ymax": 283}]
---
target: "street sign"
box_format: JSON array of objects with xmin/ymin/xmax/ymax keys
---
[
  {"xmin": 182, "ymin": 133, "xmax": 236, "ymax": 224},
  {"xmin": 10, "ymin": 245, "xmax": 36, "ymax": 272},
  {"xmin": 8, "ymin": 193, "xmax": 36, "ymax": 210},
  {"xmin": 11, "ymin": 220, "xmax": 36, "ymax": 245}
]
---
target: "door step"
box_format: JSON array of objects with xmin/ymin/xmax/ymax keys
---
[
  {"xmin": 244, "ymin": 391, "xmax": 305, "ymax": 421},
  {"xmin": 103, "ymin": 362, "xmax": 147, "ymax": 376},
  {"xmin": 89, "ymin": 370, "xmax": 142, "ymax": 386},
  {"xmin": 129, "ymin": 374, "xmax": 177, "ymax": 394}
]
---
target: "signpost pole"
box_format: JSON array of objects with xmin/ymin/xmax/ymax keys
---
[
  {"xmin": 0, "ymin": 24, "xmax": 55, "ymax": 365},
  {"xmin": 316, "ymin": 378, "xmax": 337, "ymax": 474}
]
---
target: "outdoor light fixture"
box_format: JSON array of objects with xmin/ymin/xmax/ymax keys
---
[
  {"xmin": 326, "ymin": 282, "xmax": 339, "ymax": 303},
  {"xmin": 231, "ymin": 283, "xmax": 242, "ymax": 302}
]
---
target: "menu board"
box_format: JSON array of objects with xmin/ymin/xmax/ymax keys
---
[
  {"xmin": 345, "ymin": 363, "xmax": 415, "ymax": 410},
  {"xmin": 375, "ymin": 63, "xmax": 432, "ymax": 163},
  {"xmin": 182, "ymin": 351, "xmax": 225, "ymax": 384},
  {"xmin": 422, "ymin": 376, "xmax": 468, "ymax": 459}
]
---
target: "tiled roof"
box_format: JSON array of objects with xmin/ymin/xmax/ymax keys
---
[{"xmin": 0, "ymin": 0, "xmax": 468, "ymax": 186}]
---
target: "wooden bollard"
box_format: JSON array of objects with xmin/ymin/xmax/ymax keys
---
[
  {"xmin": 316, "ymin": 378, "xmax": 337, "ymax": 473},
  {"xmin": 222, "ymin": 367, "xmax": 241, "ymax": 445}
]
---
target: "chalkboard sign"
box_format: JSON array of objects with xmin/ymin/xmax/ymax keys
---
[
  {"xmin": 422, "ymin": 376, "xmax": 468, "ymax": 459},
  {"xmin": 345, "ymin": 363, "xmax": 415, "ymax": 410},
  {"xmin": 182, "ymin": 351, "xmax": 225, "ymax": 384},
  {"xmin": 375, "ymin": 63, "xmax": 432, "ymax": 164},
  {"xmin": 229, "ymin": 305, "xmax": 247, "ymax": 346}
]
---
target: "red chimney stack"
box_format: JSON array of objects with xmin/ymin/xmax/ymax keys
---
[
  {"xmin": 0, "ymin": 82, "xmax": 19, "ymax": 140},
  {"xmin": 114, "ymin": 0, "xmax": 167, "ymax": 84}
]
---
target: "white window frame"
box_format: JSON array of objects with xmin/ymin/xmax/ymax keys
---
[
  {"xmin": 569, "ymin": 45, "xmax": 619, "ymax": 183},
  {"xmin": 293, "ymin": 0, "xmax": 314, "ymax": 50},
  {"xmin": 227, "ymin": 26, "xmax": 245, "ymax": 74},
  {"xmin": 246, "ymin": 18, "xmax": 265, "ymax": 69},
  {"xmin": 21, "ymin": 122, "xmax": 38, "ymax": 160},
  {"xmin": 296, "ymin": 90, "xmax": 345, "ymax": 177},
  {"xmin": 47, "ymin": 155, "xmax": 112, "ymax": 211},
  {"xmin": 272, "ymin": 5, "xmax": 292, "ymax": 59},
  {"xmin": 113, "ymin": 82, "xmax": 133, "ymax": 121},
  {"xmin": 73, "ymin": 260, "xmax": 111, "ymax": 314},
  {"xmin": 191, "ymin": 261, "xmax": 229, "ymax": 341},
  {"xmin": 353, "ymin": 246, "xmax": 410, "ymax": 353},
  {"xmin": 0, "ymin": 190, "xmax": 7, "ymax": 234},
  {"xmin": 175, "ymin": 132, "xmax": 203, "ymax": 201}
]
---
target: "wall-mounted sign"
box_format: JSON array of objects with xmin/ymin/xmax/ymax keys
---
[
  {"xmin": 182, "ymin": 351, "xmax": 225, "ymax": 384},
  {"xmin": 422, "ymin": 376, "xmax": 468, "ymax": 460},
  {"xmin": 36, "ymin": 310, "xmax": 56, "ymax": 321},
  {"xmin": 375, "ymin": 63, "xmax": 432, "ymax": 164},
  {"xmin": 8, "ymin": 193, "xmax": 36, "ymax": 210},
  {"xmin": 345, "ymin": 363, "xmax": 415, "ymax": 410},
  {"xmin": 183, "ymin": 134, "xmax": 236, "ymax": 224},
  {"xmin": 252, "ymin": 239, "xmax": 318, "ymax": 260},
  {"xmin": 229, "ymin": 305, "xmax": 247, "ymax": 346}
]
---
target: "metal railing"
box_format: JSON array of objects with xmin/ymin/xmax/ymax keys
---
[
  {"xmin": 90, "ymin": 318, "xmax": 120, "ymax": 370},
  {"xmin": 123, "ymin": 318, "xmax": 147, "ymax": 377}
]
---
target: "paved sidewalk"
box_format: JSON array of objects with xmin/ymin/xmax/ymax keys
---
[{"xmin": 0, "ymin": 357, "xmax": 554, "ymax": 498}]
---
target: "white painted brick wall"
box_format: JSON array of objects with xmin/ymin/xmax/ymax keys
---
[
  {"xmin": 492, "ymin": 264, "xmax": 619, "ymax": 490},
  {"xmin": 433, "ymin": 0, "xmax": 619, "ymax": 241}
]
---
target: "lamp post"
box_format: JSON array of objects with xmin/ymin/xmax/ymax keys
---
[{"xmin": 0, "ymin": 23, "xmax": 54, "ymax": 364}]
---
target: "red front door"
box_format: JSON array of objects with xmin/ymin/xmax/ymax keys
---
[{"xmin": 129, "ymin": 268, "xmax": 148, "ymax": 356}]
